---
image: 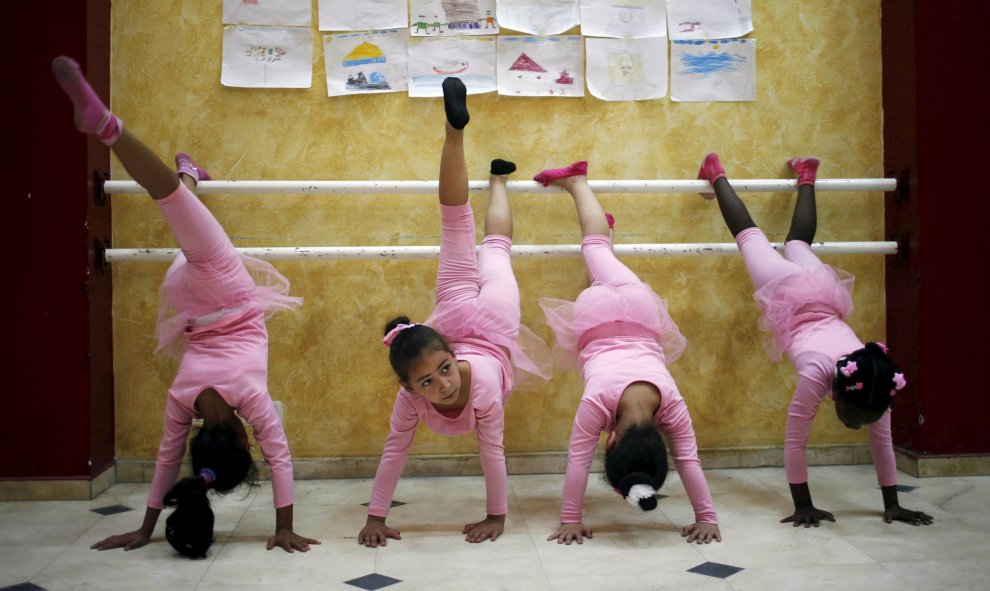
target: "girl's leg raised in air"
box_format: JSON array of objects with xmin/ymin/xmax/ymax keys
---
[
  {"xmin": 435, "ymin": 77, "xmax": 479, "ymax": 305},
  {"xmin": 53, "ymin": 56, "xmax": 242, "ymax": 286},
  {"xmin": 476, "ymin": 160, "xmax": 520, "ymax": 328},
  {"xmin": 439, "ymin": 77, "xmax": 469, "ymax": 208},
  {"xmin": 52, "ymin": 56, "xmax": 177, "ymax": 200},
  {"xmin": 536, "ymin": 162, "xmax": 639, "ymax": 287},
  {"xmin": 784, "ymin": 157, "xmax": 820, "ymax": 244},
  {"xmin": 697, "ymin": 152, "xmax": 757, "ymax": 238},
  {"xmin": 485, "ymin": 159, "xmax": 516, "ymax": 239},
  {"xmin": 698, "ymin": 153, "xmax": 800, "ymax": 291}
]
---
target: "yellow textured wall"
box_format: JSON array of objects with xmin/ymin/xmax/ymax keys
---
[{"xmin": 110, "ymin": 1, "xmax": 885, "ymax": 466}]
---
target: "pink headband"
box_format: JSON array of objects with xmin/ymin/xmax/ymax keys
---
[{"xmin": 382, "ymin": 323, "xmax": 420, "ymax": 347}]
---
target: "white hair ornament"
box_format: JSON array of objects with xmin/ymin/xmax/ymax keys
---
[{"xmin": 625, "ymin": 483, "xmax": 657, "ymax": 508}]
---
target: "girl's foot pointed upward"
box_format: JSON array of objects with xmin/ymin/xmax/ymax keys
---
[
  {"xmin": 533, "ymin": 161, "xmax": 588, "ymax": 186},
  {"xmin": 51, "ymin": 56, "xmax": 122, "ymax": 145},
  {"xmin": 787, "ymin": 157, "xmax": 820, "ymax": 187},
  {"xmin": 697, "ymin": 152, "xmax": 725, "ymax": 200},
  {"xmin": 490, "ymin": 159, "xmax": 516, "ymax": 176},
  {"xmin": 175, "ymin": 152, "xmax": 212, "ymax": 183},
  {"xmin": 442, "ymin": 77, "xmax": 469, "ymax": 129}
]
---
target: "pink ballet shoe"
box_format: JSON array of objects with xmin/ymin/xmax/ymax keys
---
[
  {"xmin": 175, "ymin": 152, "xmax": 212, "ymax": 182},
  {"xmin": 51, "ymin": 56, "xmax": 122, "ymax": 145},
  {"xmin": 787, "ymin": 157, "xmax": 820, "ymax": 187},
  {"xmin": 533, "ymin": 161, "xmax": 588, "ymax": 186},
  {"xmin": 605, "ymin": 213, "xmax": 615, "ymax": 230},
  {"xmin": 697, "ymin": 152, "xmax": 725, "ymax": 200}
]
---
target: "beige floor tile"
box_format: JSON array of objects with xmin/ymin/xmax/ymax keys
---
[
  {"xmin": 2, "ymin": 467, "xmax": 988, "ymax": 591},
  {"xmin": 880, "ymin": 558, "xmax": 990, "ymax": 591},
  {"xmin": 728, "ymin": 563, "xmax": 909, "ymax": 591}
]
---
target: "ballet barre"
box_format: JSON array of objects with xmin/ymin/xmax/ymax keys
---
[
  {"xmin": 104, "ymin": 242, "xmax": 898, "ymax": 262},
  {"xmin": 102, "ymin": 178, "xmax": 897, "ymax": 195}
]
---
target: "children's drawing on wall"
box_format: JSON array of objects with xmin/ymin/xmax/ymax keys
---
[
  {"xmin": 580, "ymin": 0, "xmax": 667, "ymax": 39},
  {"xmin": 586, "ymin": 36, "xmax": 666, "ymax": 101},
  {"xmin": 318, "ymin": 0, "xmax": 408, "ymax": 31},
  {"xmin": 407, "ymin": 36, "xmax": 497, "ymax": 97},
  {"xmin": 496, "ymin": 0, "xmax": 579, "ymax": 35},
  {"xmin": 670, "ymin": 38, "xmax": 755, "ymax": 101},
  {"xmin": 496, "ymin": 36, "xmax": 584, "ymax": 97},
  {"xmin": 411, "ymin": 0, "xmax": 499, "ymax": 36},
  {"xmin": 222, "ymin": 0, "xmax": 312, "ymax": 26},
  {"xmin": 221, "ymin": 26, "xmax": 313, "ymax": 88},
  {"xmin": 666, "ymin": 0, "xmax": 752, "ymax": 40},
  {"xmin": 325, "ymin": 30, "xmax": 410, "ymax": 96}
]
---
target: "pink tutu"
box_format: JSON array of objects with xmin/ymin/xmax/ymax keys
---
[
  {"xmin": 539, "ymin": 281, "xmax": 687, "ymax": 371},
  {"xmin": 155, "ymin": 254, "xmax": 303, "ymax": 360},
  {"xmin": 753, "ymin": 264, "xmax": 854, "ymax": 361},
  {"xmin": 425, "ymin": 300, "xmax": 553, "ymax": 392}
]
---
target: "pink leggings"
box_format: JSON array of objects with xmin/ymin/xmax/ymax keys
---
[
  {"xmin": 736, "ymin": 227, "xmax": 824, "ymax": 291},
  {"xmin": 156, "ymin": 184, "xmax": 254, "ymax": 312},
  {"xmin": 581, "ymin": 234, "xmax": 640, "ymax": 287},
  {"xmin": 435, "ymin": 203, "xmax": 519, "ymax": 329}
]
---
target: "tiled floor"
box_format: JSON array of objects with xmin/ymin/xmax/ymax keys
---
[{"xmin": 2, "ymin": 466, "xmax": 988, "ymax": 590}]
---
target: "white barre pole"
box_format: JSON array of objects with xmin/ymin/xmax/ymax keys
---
[
  {"xmin": 104, "ymin": 242, "xmax": 898, "ymax": 262},
  {"xmin": 103, "ymin": 178, "xmax": 896, "ymax": 195}
]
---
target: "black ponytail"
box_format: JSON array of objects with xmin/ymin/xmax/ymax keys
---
[
  {"xmin": 603, "ymin": 424, "xmax": 668, "ymax": 512},
  {"xmin": 162, "ymin": 422, "xmax": 258, "ymax": 558},
  {"xmin": 164, "ymin": 476, "xmax": 214, "ymax": 558}
]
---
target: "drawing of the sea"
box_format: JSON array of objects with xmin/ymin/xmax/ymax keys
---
[{"xmin": 344, "ymin": 42, "xmax": 392, "ymax": 91}]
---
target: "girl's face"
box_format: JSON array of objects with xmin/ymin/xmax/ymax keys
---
[{"xmin": 402, "ymin": 349, "xmax": 461, "ymax": 405}]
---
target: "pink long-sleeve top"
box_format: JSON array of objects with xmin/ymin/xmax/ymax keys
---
[
  {"xmin": 783, "ymin": 320, "xmax": 897, "ymax": 487},
  {"xmin": 560, "ymin": 332, "xmax": 717, "ymax": 525},
  {"xmin": 147, "ymin": 304, "xmax": 294, "ymax": 510},
  {"xmin": 368, "ymin": 345, "xmax": 508, "ymax": 518}
]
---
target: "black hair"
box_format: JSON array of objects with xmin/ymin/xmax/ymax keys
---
[
  {"xmin": 384, "ymin": 316, "xmax": 453, "ymax": 382},
  {"xmin": 833, "ymin": 342, "xmax": 904, "ymax": 420},
  {"xmin": 162, "ymin": 422, "xmax": 258, "ymax": 558},
  {"xmin": 603, "ymin": 423, "xmax": 668, "ymax": 511}
]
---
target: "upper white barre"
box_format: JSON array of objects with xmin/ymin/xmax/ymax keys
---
[
  {"xmin": 103, "ymin": 178, "xmax": 896, "ymax": 195},
  {"xmin": 104, "ymin": 242, "xmax": 898, "ymax": 262}
]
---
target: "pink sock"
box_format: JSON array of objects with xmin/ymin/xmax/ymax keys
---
[
  {"xmin": 175, "ymin": 153, "xmax": 212, "ymax": 182},
  {"xmin": 697, "ymin": 152, "xmax": 725, "ymax": 200},
  {"xmin": 51, "ymin": 56, "xmax": 122, "ymax": 145},
  {"xmin": 787, "ymin": 157, "xmax": 820, "ymax": 187},
  {"xmin": 533, "ymin": 161, "xmax": 589, "ymax": 186}
]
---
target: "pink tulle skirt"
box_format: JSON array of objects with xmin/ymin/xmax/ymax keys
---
[
  {"xmin": 753, "ymin": 264, "xmax": 855, "ymax": 361},
  {"xmin": 155, "ymin": 255, "xmax": 303, "ymax": 360},
  {"xmin": 539, "ymin": 281, "xmax": 687, "ymax": 370},
  {"xmin": 425, "ymin": 300, "xmax": 553, "ymax": 391}
]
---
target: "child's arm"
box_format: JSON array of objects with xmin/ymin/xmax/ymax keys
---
[
  {"xmin": 90, "ymin": 507, "xmax": 162, "ymax": 551},
  {"xmin": 548, "ymin": 402, "xmax": 605, "ymax": 545},
  {"xmin": 782, "ymin": 373, "xmax": 835, "ymax": 527},
  {"xmin": 359, "ymin": 393, "xmax": 419, "ymax": 548},
  {"xmin": 660, "ymin": 400, "xmax": 720, "ymax": 543},
  {"xmin": 242, "ymin": 395, "xmax": 320, "ymax": 552},
  {"xmin": 92, "ymin": 400, "xmax": 189, "ymax": 551},
  {"xmin": 869, "ymin": 413, "xmax": 934, "ymax": 526},
  {"xmin": 467, "ymin": 394, "xmax": 507, "ymax": 543}
]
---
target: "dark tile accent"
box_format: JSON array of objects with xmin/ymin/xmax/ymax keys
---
[
  {"xmin": 0, "ymin": 583, "xmax": 48, "ymax": 591},
  {"xmin": 89, "ymin": 504, "xmax": 133, "ymax": 516},
  {"xmin": 360, "ymin": 500, "xmax": 405, "ymax": 508},
  {"xmin": 343, "ymin": 573, "xmax": 402, "ymax": 590},
  {"xmin": 687, "ymin": 561, "xmax": 744, "ymax": 579}
]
